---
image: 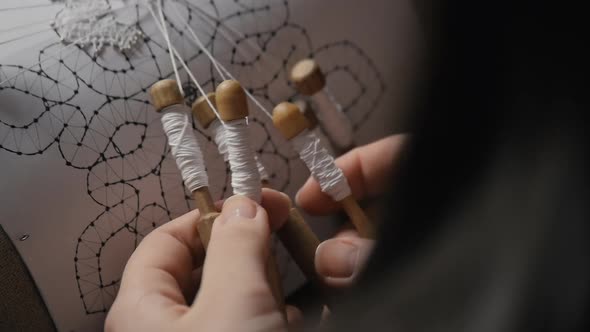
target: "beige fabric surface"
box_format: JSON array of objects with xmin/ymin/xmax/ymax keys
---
[{"xmin": 0, "ymin": 225, "xmax": 56, "ymax": 332}]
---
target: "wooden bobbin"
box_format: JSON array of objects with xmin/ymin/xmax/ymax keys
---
[
  {"xmin": 193, "ymin": 188, "xmax": 219, "ymax": 248},
  {"xmin": 216, "ymin": 80, "xmax": 286, "ymax": 316},
  {"xmin": 149, "ymin": 79, "xmax": 184, "ymax": 112},
  {"xmin": 192, "ymin": 93, "xmax": 218, "ymax": 129},
  {"xmin": 278, "ymin": 207, "xmax": 322, "ymax": 284},
  {"xmin": 273, "ymin": 102, "xmax": 310, "ymax": 140},
  {"xmin": 260, "ymin": 182, "xmax": 322, "ymax": 287},
  {"xmin": 216, "ymin": 80, "xmax": 249, "ymax": 120},
  {"xmin": 294, "ymin": 99, "xmax": 319, "ymax": 130},
  {"xmin": 272, "ymin": 102, "xmax": 375, "ymax": 238},
  {"xmin": 149, "ymin": 79, "xmax": 220, "ymax": 248},
  {"xmin": 290, "ymin": 59, "xmax": 326, "ymax": 96}
]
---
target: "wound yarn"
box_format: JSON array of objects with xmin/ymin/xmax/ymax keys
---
[
  {"xmin": 210, "ymin": 120, "xmax": 229, "ymax": 161},
  {"xmin": 210, "ymin": 119, "xmax": 270, "ymax": 183},
  {"xmin": 224, "ymin": 119, "xmax": 262, "ymax": 203},
  {"xmin": 255, "ymin": 155, "xmax": 271, "ymax": 183},
  {"xmin": 291, "ymin": 130, "xmax": 351, "ymax": 201},
  {"xmin": 161, "ymin": 104, "xmax": 209, "ymax": 192}
]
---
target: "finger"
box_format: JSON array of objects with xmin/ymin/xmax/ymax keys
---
[
  {"xmin": 315, "ymin": 237, "xmax": 375, "ymax": 288},
  {"xmin": 108, "ymin": 209, "xmax": 205, "ymax": 325},
  {"xmin": 260, "ymin": 188, "xmax": 292, "ymax": 231},
  {"xmin": 321, "ymin": 305, "xmax": 331, "ymax": 322},
  {"xmin": 296, "ymin": 134, "xmax": 407, "ymax": 215},
  {"xmin": 286, "ymin": 305, "xmax": 304, "ymax": 328},
  {"xmin": 192, "ymin": 195, "xmax": 280, "ymax": 319},
  {"xmin": 334, "ymin": 224, "xmax": 358, "ymax": 238},
  {"xmin": 214, "ymin": 189, "xmax": 290, "ymax": 225}
]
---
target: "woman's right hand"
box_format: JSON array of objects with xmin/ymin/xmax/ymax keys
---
[{"xmin": 296, "ymin": 134, "xmax": 407, "ymax": 287}]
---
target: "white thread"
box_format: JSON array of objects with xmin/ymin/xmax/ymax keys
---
[
  {"xmin": 169, "ymin": 2, "xmax": 227, "ymax": 81},
  {"xmin": 161, "ymin": 105, "xmax": 209, "ymax": 192},
  {"xmin": 166, "ymin": 3, "xmax": 274, "ymax": 119},
  {"xmin": 224, "ymin": 119, "xmax": 262, "ymax": 203},
  {"xmin": 146, "ymin": 5, "xmax": 216, "ymax": 113},
  {"xmin": 210, "ymin": 120, "xmax": 228, "ymax": 161},
  {"xmin": 292, "ymin": 130, "xmax": 351, "ymax": 201},
  {"xmin": 313, "ymin": 89, "xmax": 354, "ymax": 150},
  {"xmin": 150, "ymin": 3, "xmax": 267, "ymax": 199},
  {"xmin": 156, "ymin": 0, "xmax": 183, "ymax": 95},
  {"xmin": 255, "ymin": 155, "xmax": 271, "ymax": 182},
  {"xmin": 211, "ymin": 119, "xmax": 270, "ymax": 181}
]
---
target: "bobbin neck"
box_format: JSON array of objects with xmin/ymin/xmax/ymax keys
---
[
  {"xmin": 192, "ymin": 93, "xmax": 218, "ymax": 128},
  {"xmin": 272, "ymin": 102, "xmax": 310, "ymax": 140},
  {"xmin": 216, "ymin": 80, "xmax": 249, "ymax": 121}
]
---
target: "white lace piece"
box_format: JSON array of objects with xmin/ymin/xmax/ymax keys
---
[
  {"xmin": 54, "ymin": 0, "xmax": 143, "ymax": 54},
  {"xmin": 292, "ymin": 130, "xmax": 351, "ymax": 201}
]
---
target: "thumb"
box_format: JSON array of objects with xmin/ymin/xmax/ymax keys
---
[
  {"xmin": 315, "ymin": 237, "xmax": 375, "ymax": 288},
  {"xmin": 193, "ymin": 195, "xmax": 277, "ymax": 317}
]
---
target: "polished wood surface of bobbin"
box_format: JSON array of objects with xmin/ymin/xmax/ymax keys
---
[
  {"xmin": 340, "ymin": 195, "xmax": 375, "ymax": 238},
  {"xmin": 290, "ymin": 59, "xmax": 326, "ymax": 96},
  {"xmin": 193, "ymin": 187, "xmax": 217, "ymax": 215},
  {"xmin": 277, "ymin": 207, "xmax": 321, "ymax": 283},
  {"xmin": 196, "ymin": 212, "xmax": 219, "ymax": 249},
  {"xmin": 192, "ymin": 93, "xmax": 218, "ymax": 129},
  {"xmin": 215, "ymin": 80, "xmax": 249, "ymax": 121},
  {"xmin": 294, "ymin": 99, "xmax": 319, "ymax": 130},
  {"xmin": 149, "ymin": 79, "xmax": 184, "ymax": 112},
  {"xmin": 272, "ymin": 102, "xmax": 310, "ymax": 140},
  {"xmin": 192, "ymin": 187, "xmax": 219, "ymax": 249}
]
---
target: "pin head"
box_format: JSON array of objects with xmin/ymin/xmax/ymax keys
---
[
  {"xmin": 192, "ymin": 93, "xmax": 218, "ymax": 129},
  {"xmin": 290, "ymin": 59, "xmax": 326, "ymax": 96},
  {"xmin": 149, "ymin": 79, "xmax": 184, "ymax": 112},
  {"xmin": 215, "ymin": 80, "xmax": 249, "ymax": 121},
  {"xmin": 272, "ymin": 102, "xmax": 310, "ymax": 140}
]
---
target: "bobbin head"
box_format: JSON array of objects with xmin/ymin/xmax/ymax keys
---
[
  {"xmin": 215, "ymin": 80, "xmax": 249, "ymax": 121},
  {"xmin": 290, "ymin": 59, "xmax": 326, "ymax": 96},
  {"xmin": 294, "ymin": 99, "xmax": 319, "ymax": 130},
  {"xmin": 192, "ymin": 93, "xmax": 218, "ymax": 129},
  {"xmin": 272, "ymin": 102, "xmax": 310, "ymax": 140},
  {"xmin": 149, "ymin": 79, "xmax": 184, "ymax": 112}
]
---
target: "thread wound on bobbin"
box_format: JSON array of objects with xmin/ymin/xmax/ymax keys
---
[
  {"xmin": 290, "ymin": 59, "xmax": 326, "ymax": 96},
  {"xmin": 273, "ymin": 102, "xmax": 310, "ymax": 140},
  {"xmin": 149, "ymin": 79, "xmax": 184, "ymax": 112},
  {"xmin": 192, "ymin": 93, "xmax": 218, "ymax": 129},
  {"xmin": 216, "ymin": 80, "xmax": 249, "ymax": 121}
]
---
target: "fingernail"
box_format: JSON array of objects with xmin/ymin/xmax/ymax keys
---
[
  {"xmin": 315, "ymin": 239, "xmax": 359, "ymax": 279},
  {"xmin": 221, "ymin": 195, "xmax": 258, "ymax": 224},
  {"xmin": 235, "ymin": 201, "xmax": 257, "ymax": 219},
  {"xmin": 294, "ymin": 190, "xmax": 302, "ymax": 207}
]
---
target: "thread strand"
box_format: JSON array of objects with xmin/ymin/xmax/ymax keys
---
[
  {"xmin": 292, "ymin": 130, "xmax": 351, "ymax": 201},
  {"xmin": 161, "ymin": 105, "xmax": 209, "ymax": 192}
]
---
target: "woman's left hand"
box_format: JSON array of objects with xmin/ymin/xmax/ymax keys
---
[{"xmin": 105, "ymin": 189, "xmax": 296, "ymax": 332}]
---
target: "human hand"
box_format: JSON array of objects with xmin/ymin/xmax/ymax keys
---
[
  {"xmin": 296, "ymin": 135, "xmax": 407, "ymax": 287},
  {"xmin": 105, "ymin": 189, "xmax": 296, "ymax": 332}
]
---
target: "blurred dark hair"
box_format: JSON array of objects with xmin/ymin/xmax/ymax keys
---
[{"xmin": 328, "ymin": 1, "xmax": 589, "ymax": 331}]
